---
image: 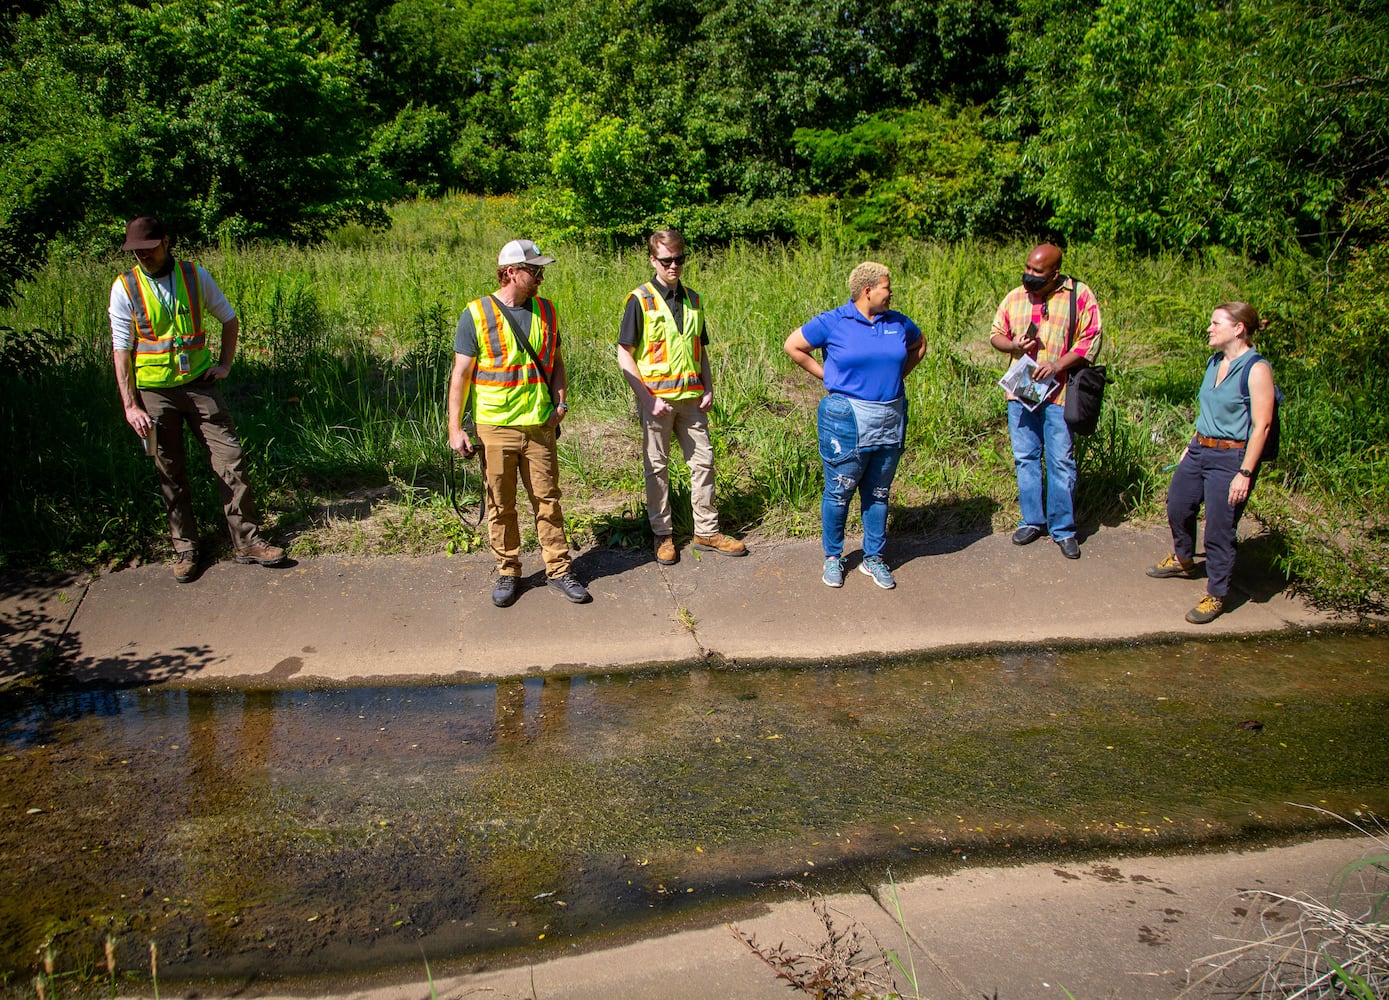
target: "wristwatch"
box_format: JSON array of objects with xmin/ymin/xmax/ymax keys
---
[
  {"xmin": 555, "ymin": 402, "xmax": 569, "ymax": 414},
  {"xmin": 1237, "ymin": 468, "xmax": 1253, "ymax": 477}
]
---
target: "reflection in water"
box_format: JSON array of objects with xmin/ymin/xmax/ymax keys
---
[{"xmin": 0, "ymin": 632, "xmax": 1386, "ymax": 984}]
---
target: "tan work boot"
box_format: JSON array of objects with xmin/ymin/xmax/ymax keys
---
[
  {"xmin": 655, "ymin": 535, "xmax": 677, "ymax": 565},
  {"xmin": 235, "ymin": 540, "xmax": 287, "ymax": 566},
  {"xmin": 692, "ymin": 533, "xmax": 747, "ymax": 557},
  {"xmin": 172, "ymin": 550, "xmax": 199, "ymax": 584}
]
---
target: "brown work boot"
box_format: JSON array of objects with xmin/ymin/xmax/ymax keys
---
[
  {"xmin": 655, "ymin": 534, "xmax": 677, "ymax": 565},
  {"xmin": 692, "ymin": 533, "xmax": 747, "ymax": 557},
  {"xmin": 172, "ymin": 550, "xmax": 199, "ymax": 584},
  {"xmin": 235, "ymin": 540, "xmax": 287, "ymax": 566}
]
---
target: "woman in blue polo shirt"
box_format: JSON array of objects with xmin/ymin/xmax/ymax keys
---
[{"xmin": 784, "ymin": 261, "xmax": 927, "ymax": 590}]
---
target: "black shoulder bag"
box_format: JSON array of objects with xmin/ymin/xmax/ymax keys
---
[{"xmin": 1061, "ymin": 278, "xmax": 1109, "ymax": 436}]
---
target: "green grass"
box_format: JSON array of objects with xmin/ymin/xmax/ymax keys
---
[{"xmin": 2, "ymin": 195, "xmax": 1385, "ymax": 610}]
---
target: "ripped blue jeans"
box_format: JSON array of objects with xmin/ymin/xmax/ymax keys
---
[{"xmin": 817, "ymin": 394, "xmax": 903, "ymax": 559}]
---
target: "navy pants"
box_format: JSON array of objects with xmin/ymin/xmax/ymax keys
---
[{"xmin": 1165, "ymin": 437, "xmax": 1253, "ymax": 598}]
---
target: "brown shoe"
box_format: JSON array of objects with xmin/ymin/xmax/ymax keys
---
[
  {"xmin": 655, "ymin": 535, "xmax": 677, "ymax": 565},
  {"xmin": 692, "ymin": 533, "xmax": 747, "ymax": 557},
  {"xmin": 235, "ymin": 540, "xmax": 287, "ymax": 566},
  {"xmin": 172, "ymin": 550, "xmax": 199, "ymax": 584}
]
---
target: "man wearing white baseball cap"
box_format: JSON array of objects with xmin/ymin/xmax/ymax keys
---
[{"xmin": 446, "ymin": 239, "xmax": 590, "ymax": 607}]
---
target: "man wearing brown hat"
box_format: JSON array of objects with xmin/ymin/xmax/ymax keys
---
[{"xmin": 109, "ymin": 215, "xmax": 285, "ymax": 582}]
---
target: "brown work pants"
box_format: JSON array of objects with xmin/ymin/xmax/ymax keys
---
[
  {"xmin": 139, "ymin": 381, "xmax": 263, "ymax": 554},
  {"xmin": 476, "ymin": 422, "xmax": 572, "ymax": 578}
]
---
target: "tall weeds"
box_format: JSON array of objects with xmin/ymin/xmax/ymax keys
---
[{"xmin": 2, "ymin": 196, "xmax": 1383, "ymax": 610}]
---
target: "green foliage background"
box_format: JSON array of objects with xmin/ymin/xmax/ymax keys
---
[{"xmin": 5, "ymin": 0, "xmax": 1386, "ymax": 254}]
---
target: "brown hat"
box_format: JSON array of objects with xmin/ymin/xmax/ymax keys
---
[{"xmin": 122, "ymin": 216, "xmax": 167, "ymax": 251}]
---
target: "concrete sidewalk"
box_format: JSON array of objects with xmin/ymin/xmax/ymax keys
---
[
  {"xmin": 0, "ymin": 524, "xmax": 1336, "ymax": 688},
  {"xmin": 261, "ymin": 835, "xmax": 1384, "ymax": 1000},
  {"xmin": 1, "ymin": 526, "xmax": 1378, "ymax": 1000}
]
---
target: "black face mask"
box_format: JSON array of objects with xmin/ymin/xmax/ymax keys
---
[{"xmin": 1022, "ymin": 272, "xmax": 1051, "ymax": 294}]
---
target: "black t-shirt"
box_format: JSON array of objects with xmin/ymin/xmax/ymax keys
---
[{"xmin": 618, "ymin": 278, "xmax": 710, "ymax": 349}]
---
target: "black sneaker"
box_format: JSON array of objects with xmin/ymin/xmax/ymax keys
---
[
  {"xmin": 492, "ymin": 575, "xmax": 520, "ymax": 608},
  {"xmin": 547, "ymin": 572, "xmax": 591, "ymax": 604}
]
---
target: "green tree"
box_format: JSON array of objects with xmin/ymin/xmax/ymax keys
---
[
  {"xmin": 1023, "ymin": 0, "xmax": 1389, "ymax": 254},
  {"xmin": 794, "ymin": 102, "xmax": 1027, "ymax": 241},
  {"xmin": 2, "ymin": 0, "xmax": 380, "ymax": 255},
  {"xmin": 514, "ymin": 0, "xmax": 1015, "ymax": 239}
]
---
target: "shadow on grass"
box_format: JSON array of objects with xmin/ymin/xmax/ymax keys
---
[
  {"xmin": 889, "ymin": 495, "xmax": 999, "ymax": 542},
  {"xmin": 1231, "ymin": 530, "xmax": 1296, "ymax": 605}
]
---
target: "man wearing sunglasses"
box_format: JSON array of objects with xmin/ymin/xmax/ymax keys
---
[
  {"xmin": 988, "ymin": 242, "xmax": 1103, "ymax": 560},
  {"xmin": 617, "ymin": 229, "xmax": 747, "ymax": 566},
  {"xmin": 448, "ymin": 239, "xmax": 590, "ymax": 607}
]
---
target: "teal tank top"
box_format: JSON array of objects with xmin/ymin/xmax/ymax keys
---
[{"xmin": 1194, "ymin": 351, "xmax": 1258, "ymax": 440}]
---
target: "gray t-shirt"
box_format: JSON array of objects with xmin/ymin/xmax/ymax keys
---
[{"xmin": 454, "ymin": 297, "xmax": 540, "ymax": 357}]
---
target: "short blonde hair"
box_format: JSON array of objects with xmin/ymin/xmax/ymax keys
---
[{"xmin": 848, "ymin": 261, "xmax": 890, "ymax": 302}]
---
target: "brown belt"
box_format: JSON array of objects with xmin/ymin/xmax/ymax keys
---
[{"xmin": 1196, "ymin": 434, "xmax": 1244, "ymax": 450}]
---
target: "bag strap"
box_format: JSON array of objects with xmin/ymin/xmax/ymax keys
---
[
  {"xmin": 490, "ymin": 294, "xmax": 559, "ymax": 409},
  {"xmin": 1066, "ymin": 277, "xmax": 1077, "ymax": 347},
  {"xmin": 1062, "ymin": 276, "xmax": 1102, "ymax": 381},
  {"xmin": 1063, "ymin": 275, "xmax": 1099, "ymax": 364}
]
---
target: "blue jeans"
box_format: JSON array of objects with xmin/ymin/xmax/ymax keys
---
[
  {"xmin": 818, "ymin": 395, "xmax": 903, "ymax": 559},
  {"xmin": 1008, "ymin": 400, "xmax": 1076, "ymax": 540}
]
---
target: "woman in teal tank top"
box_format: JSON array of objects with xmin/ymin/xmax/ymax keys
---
[{"xmin": 1145, "ymin": 303, "xmax": 1277, "ymax": 624}]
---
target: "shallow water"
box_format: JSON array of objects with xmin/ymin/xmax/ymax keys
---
[{"xmin": 2, "ymin": 630, "xmax": 1387, "ymax": 987}]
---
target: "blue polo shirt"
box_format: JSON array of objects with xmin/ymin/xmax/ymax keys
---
[{"xmin": 801, "ymin": 302, "xmax": 922, "ymax": 402}]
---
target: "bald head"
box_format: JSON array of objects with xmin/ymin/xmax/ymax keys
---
[
  {"xmin": 1028, "ymin": 244, "xmax": 1062, "ymax": 271},
  {"xmin": 1022, "ymin": 243, "xmax": 1063, "ymax": 297}
]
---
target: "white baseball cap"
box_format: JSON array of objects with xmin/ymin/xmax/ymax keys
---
[{"xmin": 497, "ymin": 239, "xmax": 556, "ymax": 266}]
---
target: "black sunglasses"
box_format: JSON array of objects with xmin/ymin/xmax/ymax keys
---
[{"xmin": 654, "ymin": 254, "xmax": 687, "ymax": 266}]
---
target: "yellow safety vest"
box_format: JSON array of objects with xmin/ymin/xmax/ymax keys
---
[
  {"xmin": 467, "ymin": 295, "xmax": 559, "ymax": 426},
  {"xmin": 627, "ymin": 282, "xmax": 704, "ymax": 400},
  {"xmin": 120, "ymin": 260, "xmax": 211, "ymax": 388}
]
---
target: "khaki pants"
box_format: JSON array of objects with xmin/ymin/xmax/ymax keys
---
[
  {"xmin": 476, "ymin": 422, "xmax": 571, "ymax": 578},
  {"xmin": 139, "ymin": 381, "xmax": 263, "ymax": 554},
  {"xmin": 641, "ymin": 397, "xmax": 718, "ymax": 537}
]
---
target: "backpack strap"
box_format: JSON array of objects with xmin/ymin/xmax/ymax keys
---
[{"xmin": 1237, "ymin": 351, "xmax": 1264, "ymax": 402}]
